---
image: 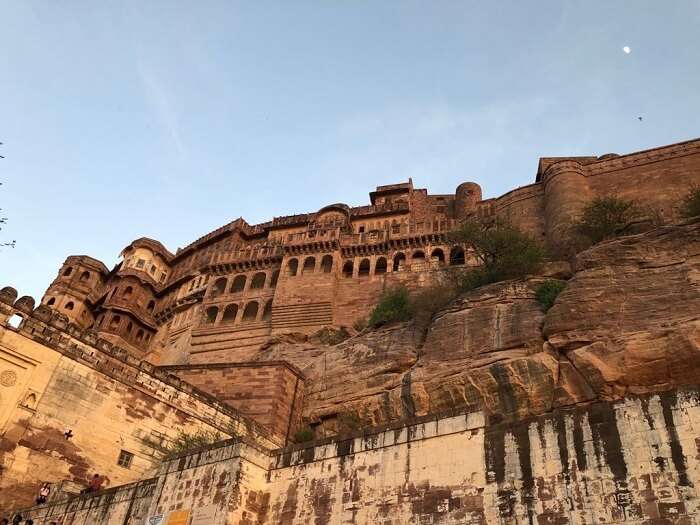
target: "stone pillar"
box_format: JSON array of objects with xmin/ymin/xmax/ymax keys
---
[{"xmin": 541, "ymin": 160, "xmax": 592, "ymax": 254}]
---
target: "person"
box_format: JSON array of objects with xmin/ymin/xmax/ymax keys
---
[
  {"xmin": 23, "ymin": 520, "xmax": 33, "ymax": 525},
  {"xmin": 11, "ymin": 515, "xmax": 21, "ymax": 525},
  {"xmin": 35, "ymin": 483, "xmax": 50, "ymax": 505},
  {"xmin": 1, "ymin": 518, "xmax": 9, "ymax": 525},
  {"xmin": 88, "ymin": 474, "xmax": 103, "ymax": 493}
]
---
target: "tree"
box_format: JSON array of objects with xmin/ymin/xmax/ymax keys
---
[
  {"xmin": 572, "ymin": 196, "xmax": 641, "ymax": 245},
  {"xmin": 680, "ymin": 185, "xmax": 700, "ymax": 218},
  {"xmin": 448, "ymin": 217, "xmax": 545, "ymax": 285}
]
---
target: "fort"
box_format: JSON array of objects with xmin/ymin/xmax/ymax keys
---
[{"xmin": 1, "ymin": 137, "xmax": 700, "ymax": 523}]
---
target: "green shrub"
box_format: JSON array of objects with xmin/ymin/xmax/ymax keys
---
[
  {"xmin": 680, "ymin": 185, "xmax": 700, "ymax": 218},
  {"xmin": 145, "ymin": 429, "xmax": 223, "ymax": 460},
  {"xmin": 409, "ymin": 280, "xmax": 458, "ymax": 332},
  {"xmin": 352, "ymin": 318, "xmax": 367, "ymax": 332},
  {"xmin": 368, "ymin": 286, "xmax": 413, "ymax": 327},
  {"xmin": 293, "ymin": 426, "xmax": 314, "ymax": 443},
  {"xmin": 535, "ymin": 280, "xmax": 566, "ymax": 312},
  {"xmin": 338, "ymin": 412, "xmax": 362, "ymax": 432},
  {"xmin": 314, "ymin": 326, "xmax": 350, "ymax": 345},
  {"xmin": 449, "ymin": 218, "xmax": 545, "ymax": 286},
  {"xmin": 573, "ymin": 197, "xmax": 641, "ymax": 245}
]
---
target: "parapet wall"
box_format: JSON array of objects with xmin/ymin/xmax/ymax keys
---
[
  {"xmin": 0, "ymin": 287, "xmax": 283, "ymax": 509},
  {"xmin": 12, "ymin": 387, "xmax": 700, "ymax": 524}
]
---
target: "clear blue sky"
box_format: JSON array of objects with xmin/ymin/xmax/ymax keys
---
[{"xmin": 1, "ymin": 1, "xmax": 699, "ymax": 299}]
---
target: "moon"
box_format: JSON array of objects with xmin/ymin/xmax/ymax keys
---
[{"xmin": 623, "ymin": 46, "xmax": 631, "ymax": 54}]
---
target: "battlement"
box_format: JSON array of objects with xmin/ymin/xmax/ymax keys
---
[
  {"xmin": 0, "ymin": 286, "xmax": 281, "ymax": 448},
  {"xmin": 32, "ymin": 137, "xmax": 700, "ymax": 364}
]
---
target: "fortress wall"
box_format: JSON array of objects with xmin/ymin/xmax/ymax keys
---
[
  {"xmin": 14, "ymin": 388, "xmax": 700, "ymax": 524},
  {"xmin": 161, "ymin": 362, "xmax": 305, "ymax": 446},
  {"xmin": 584, "ymin": 150, "xmax": 700, "ymax": 220},
  {"xmin": 0, "ymin": 297, "xmax": 281, "ymax": 509},
  {"xmin": 265, "ymin": 389, "xmax": 700, "ymax": 524},
  {"xmin": 16, "ymin": 439, "xmax": 272, "ymax": 525},
  {"xmin": 493, "ymin": 183, "xmax": 546, "ymax": 238}
]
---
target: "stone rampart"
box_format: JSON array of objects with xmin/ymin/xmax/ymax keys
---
[{"xmin": 10, "ymin": 387, "xmax": 700, "ymax": 524}]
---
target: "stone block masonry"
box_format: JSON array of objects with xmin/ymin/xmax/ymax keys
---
[
  {"xmin": 158, "ymin": 361, "xmax": 305, "ymax": 446},
  {"xmin": 36, "ymin": 138, "xmax": 700, "ymax": 363},
  {"xmin": 0, "ymin": 293, "xmax": 280, "ymax": 509},
  {"xmin": 13, "ymin": 387, "xmax": 700, "ymax": 524}
]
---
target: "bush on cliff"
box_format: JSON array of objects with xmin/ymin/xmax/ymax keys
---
[
  {"xmin": 366, "ymin": 221, "xmax": 546, "ymax": 330},
  {"xmin": 449, "ymin": 217, "xmax": 545, "ymax": 285},
  {"xmin": 573, "ymin": 196, "xmax": 641, "ymax": 245},
  {"xmin": 146, "ymin": 429, "xmax": 223, "ymax": 460},
  {"xmin": 680, "ymin": 185, "xmax": 700, "ymax": 218},
  {"xmin": 293, "ymin": 426, "xmax": 315, "ymax": 443},
  {"xmin": 368, "ymin": 286, "xmax": 412, "ymax": 327},
  {"xmin": 535, "ymin": 280, "xmax": 567, "ymax": 312}
]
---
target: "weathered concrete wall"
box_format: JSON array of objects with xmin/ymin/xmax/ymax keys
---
[
  {"xmin": 268, "ymin": 389, "xmax": 700, "ymax": 524},
  {"xmin": 0, "ymin": 303, "xmax": 278, "ymax": 510},
  {"xmin": 12, "ymin": 388, "xmax": 700, "ymax": 524}
]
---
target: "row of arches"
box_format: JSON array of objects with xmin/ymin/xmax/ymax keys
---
[
  {"xmin": 95, "ymin": 313, "xmax": 153, "ymax": 344},
  {"xmin": 204, "ymin": 300, "xmax": 273, "ymax": 325},
  {"xmin": 341, "ymin": 247, "xmax": 465, "ymax": 278},
  {"xmin": 62, "ymin": 266, "xmax": 92, "ymax": 282},
  {"xmin": 108, "ymin": 286, "xmax": 156, "ymax": 313},
  {"xmin": 285, "ymin": 255, "xmax": 333, "ymax": 276},
  {"xmin": 210, "ymin": 270, "xmax": 279, "ymax": 297}
]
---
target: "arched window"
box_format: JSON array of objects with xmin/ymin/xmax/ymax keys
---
[
  {"xmin": 321, "ymin": 255, "xmax": 333, "ymax": 273},
  {"xmin": 262, "ymin": 300, "xmax": 272, "ymax": 321},
  {"xmin": 231, "ymin": 275, "xmax": 246, "ymax": 293},
  {"xmin": 242, "ymin": 302, "xmax": 258, "ymax": 322},
  {"xmin": 46, "ymin": 297, "xmax": 56, "ymax": 306},
  {"xmin": 342, "ymin": 260, "xmax": 354, "ymax": 278},
  {"xmin": 79, "ymin": 271, "xmax": 90, "ymax": 282},
  {"xmin": 431, "ymin": 248, "xmax": 445, "ymax": 264},
  {"xmin": 358, "ymin": 259, "xmax": 370, "ymax": 277},
  {"xmin": 302, "ymin": 257, "xmax": 316, "ymax": 274},
  {"xmin": 450, "ymin": 246, "xmax": 465, "ymax": 266},
  {"xmin": 393, "ymin": 253, "xmax": 406, "ymax": 272},
  {"xmin": 205, "ymin": 306, "xmax": 218, "ymax": 324},
  {"xmin": 122, "ymin": 286, "xmax": 133, "ymax": 298},
  {"xmin": 375, "ymin": 257, "xmax": 387, "ymax": 274},
  {"xmin": 110, "ymin": 314, "xmax": 121, "ymax": 328},
  {"xmin": 251, "ymin": 272, "xmax": 266, "ymax": 289},
  {"xmin": 412, "ymin": 250, "xmax": 425, "ymax": 262},
  {"xmin": 286, "ymin": 258, "xmax": 298, "ymax": 277},
  {"xmin": 212, "ymin": 277, "xmax": 227, "ymax": 296},
  {"xmin": 64, "ymin": 301, "xmax": 74, "ymax": 311},
  {"xmin": 269, "ymin": 270, "xmax": 280, "ymax": 288},
  {"xmin": 63, "ymin": 266, "xmax": 73, "ymax": 277},
  {"xmin": 135, "ymin": 329, "xmax": 144, "ymax": 342},
  {"xmin": 222, "ymin": 304, "xmax": 238, "ymax": 323},
  {"xmin": 147, "ymin": 300, "xmax": 155, "ymax": 313},
  {"xmin": 126, "ymin": 322, "xmax": 133, "ymax": 334}
]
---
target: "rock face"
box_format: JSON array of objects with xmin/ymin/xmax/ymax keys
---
[
  {"xmin": 545, "ymin": 217, "xmax": 700, "ymax": 400},
  {"xmin": 255, "ymin": 218, "xmax": 700, "ymax": 437}
]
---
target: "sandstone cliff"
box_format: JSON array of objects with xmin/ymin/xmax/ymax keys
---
[{"xmin": 254, "ymin": 218, "xmax": 700, "ymax": 437}]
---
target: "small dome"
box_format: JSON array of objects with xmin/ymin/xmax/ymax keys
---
[
  {"xmin": 0, "ymin": 286, "xmax": 18, "ymax": 305},
  {"xmin": 32, "ymin": 305, "xmax": 53, "ymax": 322},
  {"xmin": 13, "ymin": 296, "xmax": 36, "ymax": 314},
  {"xmin": 597, "ymin": 153, "xmax": 619, "ymax": 160}
]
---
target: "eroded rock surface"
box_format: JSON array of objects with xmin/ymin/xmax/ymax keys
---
[{"xmin": 256, "ymin": 219, "xmax": 700, "ymax": 436}]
